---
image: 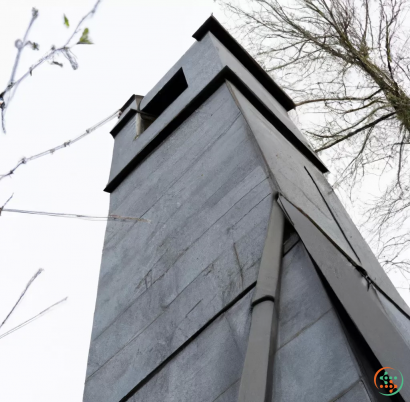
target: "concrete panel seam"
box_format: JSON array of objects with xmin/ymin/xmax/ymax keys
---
[
  {"xmin": 330, "ymin": 379, "xmax": 364, "ymax": 402},
  {"xmin": 117, "ymin": 282, "xmax": 256, "ymax": 402},
  {"xmin": 278, "ymin": 195, "xmax": 410, "ymax": 321},
  {"xmin": 134, "ymin": 113, "xmax": 243, "ymax": 217},
  {"xmin": 277, "ymin": 307, "xmax": 333, "ymax": 353},
  {"xmin": 90, "ymin": 176, "xmax": 270, "ymax": 347},
  {"xmin": 106, "ymin": 67, "xmax": 327, "ymax": 193},
  {"xmin": 304, "ymin": 166, "xmax": 361, "ymax": 264},
  {"xmin": 211, "ymin": 379, "xmax": 240, "ymax": 402}
]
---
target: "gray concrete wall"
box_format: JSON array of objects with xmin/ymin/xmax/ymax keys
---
[
  {"xmin": 109, "ymin": 33, "xmax": 223, "ymax": 183},
  {"xmin": 228, "ymin": 82, "xmax": 409, "ymax": 315},
  {"xmin": 108, "ymin": 29, "xmax": 324, "ymax": 188},
  {"xmin": 209, "ymin": 34, "xmax": 313, "ymax": 151},
  {"xmin": 273, "ymin": 240, "xmax": 373, "ymax": 402},
  {"xmin": 85, "ymin": 18, "xmax": 410, "ymax": 401},
  {"xmin": 127, "ymin": 291, "xmax": 254, "ymax": 402},
  {"xmin": 83, "ymin": 84, "xmax": 273, "ymax": 402}
]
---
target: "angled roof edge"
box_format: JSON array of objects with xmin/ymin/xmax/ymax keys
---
[
  {"xmin": 278, "ymin": 195, "xmax": 410, "ymax": 317},
  {"xmin": 278, "ymin": 195, "xmax": 410, "ymax": 401},
  {"xmin": 104, "ymin": 67, "xmax": 327, "ymax": 193},
  {"xmin": 193, "ymin": 16, "xmax": 295, "ymax": 112}
]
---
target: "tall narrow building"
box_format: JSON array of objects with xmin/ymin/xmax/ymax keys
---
[{"xmin": 83, "ymin": 17, "xmax": 410, "ymax": 402}]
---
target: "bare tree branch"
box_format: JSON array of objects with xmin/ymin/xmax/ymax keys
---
[
  {"xmin": 0, "ymin": 268, "xmax": 44, "ymax": 331},
  {"xmin": 0, "ymin": 297, "xmax": 67, "ymax": 341},
  {"xmin": 315, "ymin": 111, "xmax": 396, "ymax": 152},
  {"xmin": 1, "ymin": 0, "xmax": 102, "ymax": 132},
  {"xmin": 0, "ymin": 109, "xmax": 119, "ymax": 182},
  {"xmin": 221, "ymin": 0, "xmax": 410, "ymax": 274}
]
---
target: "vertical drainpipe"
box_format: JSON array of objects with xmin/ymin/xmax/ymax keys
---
[{"xmin": 238, "ymin": 197, "xmax": 285, "ymax": 402}]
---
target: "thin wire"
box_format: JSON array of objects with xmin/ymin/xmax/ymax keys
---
[
  {"xmin": 0, "ymin": 297, "xmax": 67, "ymax": 341},
  {"xmin": 0, "ymin": 109, "xmax": 120, "ymax": 182},
  {"xmin": 1, "ymin": 208, "xmax": 150, "ymax": 223},
  {"xmin": 0, "ymin": 268, "xmax": 44, "ymax": 330}
]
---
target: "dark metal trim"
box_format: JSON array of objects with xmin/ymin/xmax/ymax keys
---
[
  {"xmin": 192, "ymin": 16, "xmax": 295, "ymax": 112},
  {"xmin": 105, "ymin": 67, "xmax": 327, "ymax": 193},
  {"xmin": 278, "ymin": 194, "xmax": 410, "ymax": 321},
  {"xmin": 251, "ymin": 295, "xmax": 275, "ymax": 308},
  {"xmin": 283, "ymin": 232, "xmax": 299, "ymax": 255},
  {"xmin": 278, "ymin": 195, "xmax": 410, "ymax": 400}
]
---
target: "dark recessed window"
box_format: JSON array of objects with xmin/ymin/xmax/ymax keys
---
[{"xmin": 141, "ymin": 68, "xmax": 188, "ymax": 117}]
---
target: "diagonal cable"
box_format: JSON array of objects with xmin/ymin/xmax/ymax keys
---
[{"xmin": 0, "ymin": 297, "xmax": 67, "ymax": 341}]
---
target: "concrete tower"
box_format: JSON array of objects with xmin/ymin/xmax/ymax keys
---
[{"xmin": 83, "ymin": 17, "xmax": 410, "ymax": 402}]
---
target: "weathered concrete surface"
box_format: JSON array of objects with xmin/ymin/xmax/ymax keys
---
[
  {"xmin": 109, "ymin": 33, "xmax": 222, "ymax": 182},
  {"xmin": 85, "ymin": 17, "xmax": 410, "ymax": 402},
  {"xmin": 109, "ymin": 28, "xmax": 324, "ymax": 189},
  {"xmin": 228, "ymin": 81, "xmax": 409, "ymax": 314},
  {"xmin": 378, "ymin": 290, "xmax": 410, "ymax": 349},
  {"xmin": 279, "ymin": 199, "xmax": 410, "ymax": 400},
  {"xmin": 126, "ymin": 291, "xmax": 253, "ymax": 402},
  {"xmin": 93, "ymin": 85, "xmax": 269, "ymax": 340},
  {"xmin": 336, "ymin": 381, "xmax": 372, "ymax": 402},
  {"xmin": 306, "ymin": 163, "xmax": 410, "ymax": 316},
  {"xmin": 209, "ymin": 34, "xmax": 314, "ymax": 152},
  {"xmin": 84, "ymin": 84, "xmax": 273, "ymax": 402},
  {"xmin": 276, "ymin": 241, "xmax": 332, "ymax": 349},
  {"xmin": 272, "ymin": 241, "xmax": 369, "ymax": 402}
]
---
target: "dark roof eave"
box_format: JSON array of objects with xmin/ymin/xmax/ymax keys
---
[{"xmin": 192, "ymin": 16, "xmax": 296, "ymax": 112}]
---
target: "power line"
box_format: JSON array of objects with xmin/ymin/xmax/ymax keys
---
[
  {"xmin": 0, "ymin": 297, "xmax": 67, "ymax": 341},
  {"xmin": 0, "ymin": 208, "xmax": 150, "ymax": 223},
  {"xmin": 0, "ymin": 109, "xmax": 120, "ymax": 182}
]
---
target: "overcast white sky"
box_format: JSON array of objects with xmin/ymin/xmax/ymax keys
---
[
  {"xmin": 0, "ymin": 1, "xmax": 224, "ymax": 401},
  {"xmin": 0, "ymin": 1, "xmax": 409, "ymax": 402}
]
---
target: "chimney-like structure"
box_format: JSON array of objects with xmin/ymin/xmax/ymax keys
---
[{"xmin": 83, "ymin": 17, "xmax": 410, "ymax": 402}]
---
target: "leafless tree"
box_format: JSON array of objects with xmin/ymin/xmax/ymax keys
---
[{"xmin": 221, "ymin": 0, "xmax": 410, "ymax": 275}]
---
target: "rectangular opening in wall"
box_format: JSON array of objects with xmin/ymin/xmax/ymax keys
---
[{"xmin": 141, "ymin": 68, "xmax": 188, "ymax": 116}]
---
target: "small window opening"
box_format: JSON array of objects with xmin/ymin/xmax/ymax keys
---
[{"xmin": 141, "ymin": 68, "xmax": 188, "ymax": 117}]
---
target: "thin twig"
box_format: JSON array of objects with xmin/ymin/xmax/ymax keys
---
[
  {"xmin": 0, "ymin": 109, "xmax": 120, "ymax": 182},
  {"xmin": 0, "ymin": 193, "xmax": 14, "ymax": 215},
  {"xmin": 0, "ymin": 268, "xmax": 44, "ymax": 330},
  {"xmin": 0, "ymin": 297, "xmax": 67, "ymax": 341},
  {"xmin": 1, "ymin": 0, "xmax": 102, "ymax": 132},
  {"xmin": 9, "ymin": 8, "xmax": 39, "ymax": 86},
  {"xmin": 64, "ymin": 0, "xmax": 102, "ymax": 47}
]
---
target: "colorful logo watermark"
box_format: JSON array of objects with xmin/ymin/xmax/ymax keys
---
[{"xmin": 374, "ymin": 367, "xmax": 404, "ymax": 396}]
